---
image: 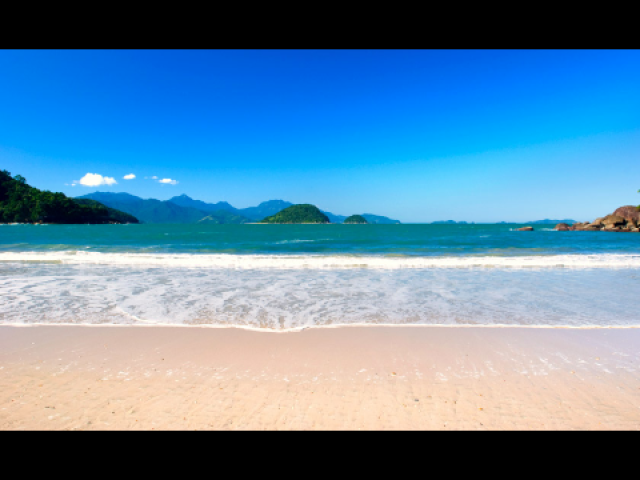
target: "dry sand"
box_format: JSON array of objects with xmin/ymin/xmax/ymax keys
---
[{"xmin": 0, "ymin": 325, "xmax": 639, "ymax": 430}]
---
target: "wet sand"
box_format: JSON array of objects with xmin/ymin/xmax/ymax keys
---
[{"xmin": 0, "ymin": 325, "xmax": 639, "ymax": 430}]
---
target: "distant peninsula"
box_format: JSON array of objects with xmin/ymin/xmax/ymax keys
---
[
  {"xmin": 526, "ymin": 219, "xmax": 576, "ymax": 225},
  {"xmin": 259, "ymin": 204, "xmax": 331, "ymax": 224},
  {"xmin": 344, "ymin": 215, "xmax": 368, "ymax": 224},
  {"xmin": 431, "ymin": 220, "xmax": 472, "ymax": 225},
  {"xmin": 360, "ymin": 214, "xmax": 401, "ymax": 224},
  {"xmin": 0, "ymin": 170, "xmax": 138, "ymax": 224}
]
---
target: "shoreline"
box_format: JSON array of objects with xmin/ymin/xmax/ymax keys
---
[
  {"xmin": 2, "ymin": 325, "xmax": 638, "ymax": 430},
  {"xmin": 2, "ymin": 322, "xmax": 640, "ymax": 332}
]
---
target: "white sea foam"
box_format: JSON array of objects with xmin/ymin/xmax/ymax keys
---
[
  {"xmin": 273, "ymin": 239, "xmax": 318, "ymax": 244},
  {"xmin": 1, "ymin": 251, "xmax": 640, "ymax": 269},
  {"xmin": 1, "ymin": 262, "xmax": 639, "ymax": 329}
]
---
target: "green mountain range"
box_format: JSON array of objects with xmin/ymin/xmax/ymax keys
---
[
  {"xmin": 76, "ymin": 192, "xmax": 249, "ymax": 224},
  {"xmin": 77, "ymin": 193, "xmax": 401, "ymax": 224},
  {"xmin": 0, "ymin": 170, "xmax": 138, "ymax": 224},
  {"xmin": 260, "ymin": 204, "xmax": 331, "ymax": 224},
  {"xmin": 167, "ymin": 194, "xmax": 238, "ymax": 215}
]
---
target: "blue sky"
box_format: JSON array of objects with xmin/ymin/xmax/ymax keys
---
[{"xmin": 1, "ymin": 49, "xmax": 638, "ymax": 222}]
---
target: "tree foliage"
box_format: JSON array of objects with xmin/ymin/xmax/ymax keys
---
[{"xmin": 0, "ymin": 170, "xmax": 139, "ymax": 224}]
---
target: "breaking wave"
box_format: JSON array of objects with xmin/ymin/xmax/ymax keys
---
[{"xmin": 1, "ymin": 251, "xmax": 640, "ymax": 269}]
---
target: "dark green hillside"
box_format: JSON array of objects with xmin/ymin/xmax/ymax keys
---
[
  {"xmin": 73, "ymin": 199, "xmax": 139, "ymax": 224},
  {"xmin": 344, "ymin": 215, "xmax": 368, "ymax": 224},
  {"xmin": 0, "ymin": 170, "xmax": 138, "ymax": 224},
  {"xmin": 260, "ymin": 204, "xmax": 331, "ymax": 224}
]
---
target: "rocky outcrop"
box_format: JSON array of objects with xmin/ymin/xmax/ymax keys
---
[
  {"xmin": 555, "ymin": 206, "xmax": 640, "ymax": 233},
  {"xmin": 613, "ymin": 206, "xmax": 640, "ymax": 224},
  {"xmin": 516, "ymin": 226, "xmax": 534, "ymax": 231},
  {"xmin": 602, "ymin": 215, "xmax": 625, "ymax": 226}
]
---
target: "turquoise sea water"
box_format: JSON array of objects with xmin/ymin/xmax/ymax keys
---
[
  {"xmin": 1, "ymin": 224, "xmax": 639, "ymax": 329},
  {"xmin": 2, "ymin": 223, "xmax": 640, "ymax": 255}
]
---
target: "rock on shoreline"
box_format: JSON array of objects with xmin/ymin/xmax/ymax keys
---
[{"xmin": 555, "ymin": 205, "xmax": 640, "ymax": 232}]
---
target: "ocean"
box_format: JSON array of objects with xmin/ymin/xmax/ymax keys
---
[{"xmin": 1, "ymin": 224, "xmax": 639, "ymax": 330}]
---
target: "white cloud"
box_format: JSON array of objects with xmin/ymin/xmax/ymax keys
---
[
  {"xmin": 144, "ymin": 175, "xmax": 178, "ymax": 185},
  {"xmin": 123, "ymin": 173, "xmax": 136, "ymax": 180},
  {"xmin": 77, "ymin": 173, "xmax": 117, "ymax": 187}
]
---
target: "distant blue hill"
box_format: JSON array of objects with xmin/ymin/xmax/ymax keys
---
[
  {"xmin": 167, "ymin": 195, "xmax": 401, "ymax": 224},
  {"xmin": 77, "ymin": 192, "xmax": 249, "ymax": 224},
  {"xmin": 169, "ymin": 196, "xmax": 299, "ymax": 222},
  {"xmin": 526, "ymin": 219, "xmax": 577, "ymax": 224},
  {"xmin": 362, "ymin": 214, "xmax": 401, "ymax": 224},
  {"xmin": 168, "ymin": 194, "xmax": 237, "ymax": 214},
  {"xmin": 237, "ymin": 200, "xmax": 294, "ymax": 221},
  {"xmin": 431, "ymin": 220, "xmax": 471, "ymax": 225}
]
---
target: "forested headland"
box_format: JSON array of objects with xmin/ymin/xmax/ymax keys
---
[{"xmin": 0, "ymin": 170, "xmax": 139, "ymax": 224}]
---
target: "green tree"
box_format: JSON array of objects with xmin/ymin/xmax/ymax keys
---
[{"xmin": 0, "ymin": 170, "xmax": 139, "ymax": 224}]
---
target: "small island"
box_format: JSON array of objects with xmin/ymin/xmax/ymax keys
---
[
  {"xmin": 343, "ymin": 215, "xmax": 368, "ymax": 224},
  {"xmin": 259, "ymin": 204, "xmax": 331, "ymax": 224}
]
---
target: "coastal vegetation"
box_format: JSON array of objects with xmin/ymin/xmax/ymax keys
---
[
  {"xmin": 344, "ymin": 215, "xmax": 368, "ymax": 224},
  {"xmin": 260, "ymin": 204, "xmax": 331, "ymax": 224},
  {"xmin": 0, "ymin": 170, "xmax": 138, "ymax": 224}
]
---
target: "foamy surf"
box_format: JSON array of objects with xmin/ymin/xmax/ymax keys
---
[
  {"xmin": 1, "ymin": 251, "xmax": 640, "ymax": 269},
  {"xmin": 1, "ymin": 262, "xmax": 639, "ymax": 328}
]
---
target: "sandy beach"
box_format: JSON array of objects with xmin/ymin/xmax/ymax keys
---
[{"xmin": 1, "ymin": 325, "xmax": 638, "ymax": 430}]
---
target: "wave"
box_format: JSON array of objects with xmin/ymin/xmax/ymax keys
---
[
  {"xmin": 1, "ymin": 251, "xmax": 640, "ymax": 269},
  {"xmin": 2, "ymin": 256, "xmax": 639, "ymax": 328},
  {"xmin": 3, "ymin": 322, "xmax": 639, "ymax": 332},
  {"xmin": 273, "ymin": 239, "xmax": 317, "ymax": 244}
]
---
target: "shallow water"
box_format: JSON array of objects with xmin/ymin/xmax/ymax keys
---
[{"xmin": 1, "ymin": 224, "xmax": 639, "ymax": 329}]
